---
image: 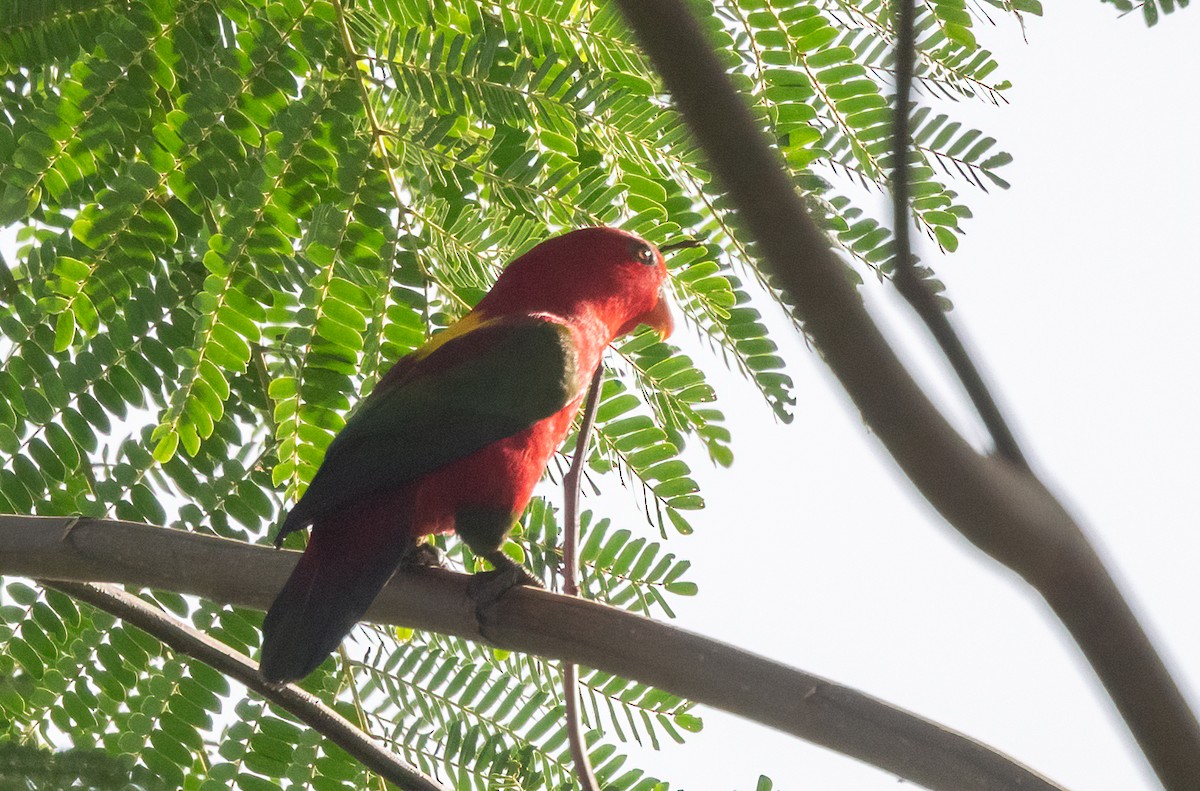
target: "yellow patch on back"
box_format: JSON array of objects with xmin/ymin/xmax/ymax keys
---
[{"xmin": 410, "ymin": 311, "xmax": 489, "ymax": 363}]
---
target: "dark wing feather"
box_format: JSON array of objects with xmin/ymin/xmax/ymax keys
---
[{"xmin": 276, "ymin": 315, "xmax": 578, "ymax": 542}]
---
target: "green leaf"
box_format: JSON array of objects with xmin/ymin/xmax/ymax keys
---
[
  {"xmin": 152, "ymin": 432, "xmax": 178, "ymax": 464},
  {"xmin": 53, "ymin": 312, "xmax": 75, "ymax": 352},
  {"xmin": 934, "ymin": 226, "xmax": 960, "ymax": 252}
]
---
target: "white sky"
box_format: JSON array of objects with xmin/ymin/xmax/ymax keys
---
[{"xmin": 628, "ymin": 5, "xmax": 1200, "ymax": 790}]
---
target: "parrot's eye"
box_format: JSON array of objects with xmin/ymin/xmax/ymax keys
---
[{"xmin": 632, "ymin": 242, "xmax": 656, "ymax": 266}]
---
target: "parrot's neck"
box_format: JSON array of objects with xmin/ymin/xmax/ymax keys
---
[{"xmin": 478, "ymin": 289, "xmax": 639, "ymax": 346}]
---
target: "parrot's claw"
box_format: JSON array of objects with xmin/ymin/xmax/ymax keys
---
[
  {"xmin": 483, "ymin": 551, "xmax": 543, "ymax": 589},
  {"xmin": 467, "ymin": 553, "xmax": 542, "ymax": 637},
  {"xmin": 400, "ymin": 542, "xmax": 445, "ymax": 570}
]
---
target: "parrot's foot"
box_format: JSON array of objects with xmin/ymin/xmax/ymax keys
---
[
  {"xmin": 482, "ymin": 551, "xmax": 543, "ymax": 589},
  {"xmin": 467, "ymin": 553, "xmax": 542, "ymax": 636},
  {"xmin": 400, "ymin": 542, "xmax": 445, "ymax": 570}
]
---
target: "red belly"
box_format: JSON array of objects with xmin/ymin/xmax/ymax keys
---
[{"xmin": 410, "ymin": 398, "xmax": 581, "ymax": 536}]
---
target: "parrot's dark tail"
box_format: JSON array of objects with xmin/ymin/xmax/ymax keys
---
[{"xmin": 259, "ymin": 504, "xmax": 414, "ymax": 684}]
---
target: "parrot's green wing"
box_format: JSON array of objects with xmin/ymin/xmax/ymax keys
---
[{"xmin": 277, "ymin": 315, "xmax": 579, "ymax": 541}]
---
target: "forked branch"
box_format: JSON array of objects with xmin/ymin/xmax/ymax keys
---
[
  {"xmin": 888, "ymin": 0, "xmax": 1027, "ymax": 468},
  {"xmin": 609, "ymin": 1, "xmax": 1200, "ymax": 788}
]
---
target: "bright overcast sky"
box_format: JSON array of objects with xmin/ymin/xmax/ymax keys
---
[{"xmin": 625, "ymin": 5, "xmax": 1200, "ymax": 790}]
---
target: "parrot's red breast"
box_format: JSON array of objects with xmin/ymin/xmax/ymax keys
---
[{"xmin": 259, "ymin": 227, "xmax": 674, "ymax": 682}]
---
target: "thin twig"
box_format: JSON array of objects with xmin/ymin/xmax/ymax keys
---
[
  {"xmin": 563, "ymin": 367, "xmax": 606, "ymax": 598},
  {"xmin": 608, "ymin": 1, "xmax": 1200, "ymax": 788},
  {"xmin": 560, "ymin": 365, "xmax": 606, "ymax": 791},
  {"xmin": 4, "ymin": 515, "xmax": 1065, "ymax": 791},
  {"xmin": 339, "ymin": 646, "xmax": 390, "ymax": 791},
  {"xmin": 891, "ymin": 0, "xmax": 916, "ymax": 299},
  {"xmin": 42, "ymin": 579, "xmax": 447, "ymax": 791},
  {"xmin": 889, "ymin": 0, "xmax": 1027, "ymax": 469}
]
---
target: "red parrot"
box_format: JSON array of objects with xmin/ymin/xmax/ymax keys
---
[{"xmin": 259, "ymin": 227, "xmax": 675, "ymax": 683}]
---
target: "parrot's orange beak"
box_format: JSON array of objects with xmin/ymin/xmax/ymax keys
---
[{"xmin": 640, "ymin": 288, "xmax": 674, "ymax": 340}]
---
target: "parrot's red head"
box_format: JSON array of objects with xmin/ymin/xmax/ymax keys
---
[{"xmin": 477, "ymin": 227, "xmax": 674, "ymax": 341}]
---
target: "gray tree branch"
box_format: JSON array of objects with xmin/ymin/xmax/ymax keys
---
[
  {"xmin": 608, "ymin": 1, "xmax": 1200, "ymax": 789},
  {"xmin": 888, "ymin": 0, "xmax": 1027, "ymax": 468},
  {"xmin": 43, "ymin": 579, "xmax": 446, "ymax": 791},
  {"xmin": 1, "ymin": 515, "xmax": 1063, "ymax": 791}
]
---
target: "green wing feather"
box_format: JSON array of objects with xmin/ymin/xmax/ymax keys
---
[{"xmin": 277, "ymin": 315, "xmax": 579, "ymax": 542}]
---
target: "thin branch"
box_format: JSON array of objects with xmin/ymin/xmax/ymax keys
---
[
  {"xmin": 891, "ymin": 0, "xmax": 916, "ymax": 295},
  {"xmin": 888, "ymin": 0, "xmax": 1027, "ymax": 468},
  {"xmin": 563, "ymin": 367, "xmax": 606, "ymax": 597},
  {"xmin": 42, "ymin": 578, "xmax": 446, "ymax": 791},
  {"xmin": 338, "ymin": 645, "xmax": 390, "ymax": 791},
  {"xmin": 3, "ymin": 515, "xmax": 1064, "ymax": 791},
  {"xmin": 608, "ymin": 2, "xmax": 1200, "ymax": 789},
  {"xmin": 561, "ymin": 366, "xmax": 606, "ymax": 791}
]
